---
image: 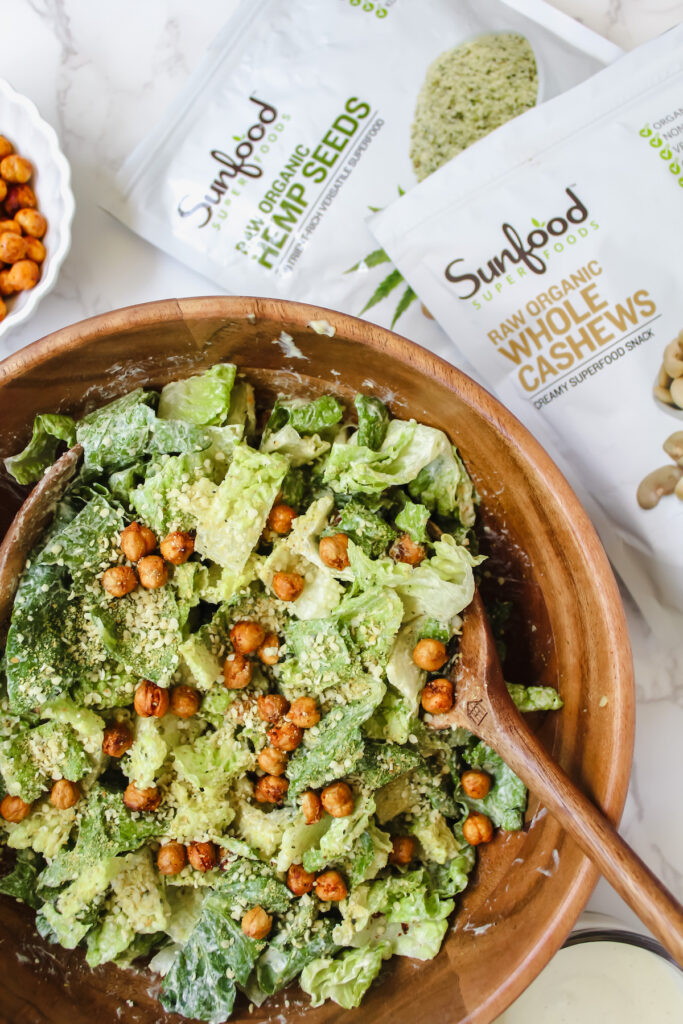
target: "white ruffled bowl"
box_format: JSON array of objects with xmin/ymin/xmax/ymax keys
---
[{"xmin": 0, "ymin": 79, "xmax": 74, "ymax": 340}]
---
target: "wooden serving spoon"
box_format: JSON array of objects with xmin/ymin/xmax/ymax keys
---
[{"xmin": 430, "ymin": 588, "xmax": 683, "ymax": 965}]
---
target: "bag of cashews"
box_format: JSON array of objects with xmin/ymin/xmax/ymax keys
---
[
  {"xmin": 105, "ymin": 0, "xmax": 618, "ymax": 368},
  {"xmin": 371, "ymin": 24, "xmax": 683, "ymax": 641}
]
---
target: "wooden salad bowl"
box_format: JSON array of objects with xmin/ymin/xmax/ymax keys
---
[{"xmin": 0, "ymin": 297, "xmax": 634, "ymax": 1024}]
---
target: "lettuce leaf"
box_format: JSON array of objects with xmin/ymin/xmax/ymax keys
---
[
  {"xmin": 507, "ymin": 683, "xmax": 563, "ymax": 712},
  {"xmin": 395, "ymin": 500, "xmax": 430, "ymax": 543},
  {"xmin": 459, "ymin": 741, "xmax": 527, "ymax": 830},
  {"xmin": 256, "ymin": 899, "xmax": 337, "ymax": 996},
  {"xmin": 160, "ymin": 891, "xmax": 265, "ymax": 1022},
  {"xmin": 287, "ymin": 696, "xmax": 381, "ymax": 797},
  {"xmin": 0, "ymin": 849, "xmax": 43, "ymax": 908},
  {"xmin": 157, "ymin": 364, "xmax": 236, "ymax": 425},
  {"xmin": 325, "ymin": 500, "xmax": 396, "ymax": 558},
  {"xmin": 300, "ymin": 943, "xmax": 391, "ymax": 1009},
  {"xmin": 267, "ymin": 396, "xmax": 343, "ymax": 436},
  {"xmin": 354, "ymin": 394, "xmax": 389, "ymax": 451},
  {"xmin": 4, "ymin": 414, "xmax": 76, "ymax": 485},
  {"xmin": 194, "ymin": 444, "xmax": 287, "ymax": 576}
]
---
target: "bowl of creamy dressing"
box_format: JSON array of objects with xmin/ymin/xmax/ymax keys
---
[{"xmin": 496, "ymin": 912, "xmax": 683, "ymax": 1023}]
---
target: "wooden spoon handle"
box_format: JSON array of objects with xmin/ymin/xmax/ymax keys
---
[{"xmin": 492, "ymin": 711, "xmax": 683, "ymax": 965}]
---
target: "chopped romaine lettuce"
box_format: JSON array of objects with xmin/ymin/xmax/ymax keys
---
[
  {"xmin": 0, "ymin": 849, "xmax": 43, "ymax": 908},
  {"xmin": 301, "ymin": 942, "xmax": 391, "ymax": 1009},
  {"xmin": 507, "ymin": 683, "xmax": 564, "ymax": 712},
  {"xmin": 459, "ymin": 741, "xmax": 527, "ymax": 830},
  {"xmin": 160, "ymin": 891, "xmax": 265, "ymax": 1022},
  {"xmin": 194, "ymin": 443, "xmax": 287, "ymax": 577},
  {"xmin": 325, "ymin": 499, "xmax": 396, "ymax": 558},
  {"xmin": 157, "ymin": 364, "xmax": 236, "ymax": 425},
  {"xmin": 394, "ymin": 499, "xmax": 430, "ymax": 542},
  {"xmin": 354, "ymin": 394, "xmax": 389, "ymax": 451},
  {"xmin": 4, "ymin": 414, "xmax": 76, "ymax": 485}
]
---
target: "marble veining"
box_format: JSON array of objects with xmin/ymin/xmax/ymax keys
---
[{"xmin": 0, "ymin": 0, "xmax": 681, "ymax": 934}]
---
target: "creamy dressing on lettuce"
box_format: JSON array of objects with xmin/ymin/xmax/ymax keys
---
[{"xmin": 0, "ymin": 364, "xmax": 561, "ymax": 1020}]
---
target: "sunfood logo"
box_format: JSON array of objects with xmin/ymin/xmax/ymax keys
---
[
  {"xmin": 443, "ymin": 188, "xmax": 590, "ymax": 300},
  {"xmin": 177, "ymin": 96, "xmax": 277, "ymax": 228}
]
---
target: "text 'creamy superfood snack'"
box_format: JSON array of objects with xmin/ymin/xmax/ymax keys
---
[{"xmin": 372, "ymin": 24, "xmax": 683, "ymax": 640}]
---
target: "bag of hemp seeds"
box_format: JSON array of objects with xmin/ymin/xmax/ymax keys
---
[
  {"xmin": 372, "ymin": 24, "xmax": 683, "ymax": 641},
  {"xmin": 106, "ymin": 0, "xmax": 618, "ymax": 366}
]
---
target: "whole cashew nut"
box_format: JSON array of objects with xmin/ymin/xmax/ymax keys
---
[
  {"xmin": 676, "ymin": 476, "xmax": 683, "ymax": 501},
  {"xmin": 663, "ymin": 431, "xmax": 683, "ymax": 466},
  {"xmin": 662, "ymin": 336, "xmax": 683, "ymax": 379},
  {"xmin": 654, "ymin": 385, "xmax": 675, "ymax": 406},
  {"xmin": 636, "ymin": 465, "xmax": 683, "ymax": 509},
  {"xmin": 670, "ymin": 377, "xmax": 683, "ymax": 409}
]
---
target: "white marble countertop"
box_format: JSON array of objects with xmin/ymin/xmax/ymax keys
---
[{"xmin": 0, "ymin": 0, "xmax": 681, "ymax": 945}]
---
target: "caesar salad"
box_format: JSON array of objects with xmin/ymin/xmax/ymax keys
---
[{"xmin": 0, "ymin": 364, "xmax": 562, "ymax": 1020}]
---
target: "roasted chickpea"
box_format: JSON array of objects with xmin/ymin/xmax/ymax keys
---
[
  {"xmin": 137, "ymin": 554, "xmax": 168, "ymax": 589},
  {"xmin": 0, "ymin": 219, "xmax": 21, "ymax": 235},
  {"xmin": 230, "ymin": 619, "xmax": 266, "ymax": 655},
  {"xmin": 272, "ymin": 571, "xmax": 305, "ymax": 602},
  {"xmin": 0, "ymin": 180, "xmax": 5, "ymax": 203},
  {"xmin": 461, "ymin": 770, "xmax": 491, "ymax": 800},
  {"xmin": 101, "ymin": 564, "xmax": 137, "ymax": 597},
  {"xmin": 315, "ymin": 870, "xmax": 347, "ymax": 902},
  {"xmin": 14, "ymin": 208, "xmax": 47, "ymax": 238},
  {"xmin": 301, "ymin": 790, "xmax": 323, "ymax": 825},
  {"xmin": 134, "ymin": 679, "xmax": 169, "ymax": 718},
  {"xmin": 421, "ymin": 677, "xmax": 454, "ymax": 714},
  {"xmin": 170, "ymin": 684, "xmax": 200, "ymax": 719},
  {"xmin": 23, "ymin": 237, "xmax": 46, "ymax": 263},
  {"xmin": 0, "ymin": 232, "xmax": 26, "ymax": 263},
  {"xmin": 287, "ymin": 696, "xmax": 320, "ymax": 729},
  {"xmin": 6, "ymin": 258, "xmax": 39, "ymax": 291},
  {"xmin": 0, "ymin": 795, "xmax": 31, "ymax": 822},
  {"xmin": 157, "ymin": 841, "xmax": 187, "ymax": 876},
  {"xmin": 241, "ymin": 905, "xmax": 272, "ymax": 939},
  {"xmin": 123, "ymin": 783, "xmax": 162, "ymax": 813},
  {"xmin": 318, "ymin": 533, "xmax": 350, "ymax": 570},
  {"xmin": 4, "ymin": 183, "xmax": 37, "ymax": 217},
  {"xmin": 257, "ymin": 746, "xmax": 288, "ymax": 776},
  {"xmin": 0, "ymin": 270, "xmax": 14, "ymax": 296},
  {"xmin": 0, "ymin": 297, "xmax": 6, "ymax": 323},
  {"xmin": 257, "ymin": 693, "xmax": 290, "ymax": 723},
  {"xmin": 463, "ymin": 812, "xmax": 494, "ymax": 846},
  {"xmin": 50, "ymin": 780, "xmax": 79, "ymax": 809},
  {"xmin": 160, "ymin": 530, "xmax": 195, "ymax": 565},
  {"xmin": 254, "ymin": 634, "xmax": 279, "ymax": 668},
  {"xmin": 412, "ymin": 638, "xmax": 448, "ymax": 671},
  {"xmin": 267, "ymin": 503, "xmax": 297, "ymax": 535},
  {"xmin": 187, "ymin": 841, "xmax": 217, "ymax": 872},
  {"xmin": 0, "ymin": 154, "xmax": 32, "ymax": 183},
  {"xmin": 389, "ymin": 836, "xmax": 415, "ymax": 866},
  {"xmin": 223, "ymin": 651, "xmax": 253, "ymax": 690},
  {"xmin": 268, "ymin": 720, "xmax": 303, "ymax": 752},
  {"xmin": 0, "ymin": 136, "xmax": 13, "ymax": 159},
  {"xmin": 389, "ymin": 533, "xmax": 427, "ymax": 565},
  {"xmin": 287, "ymin": 862, "xmax": 316, "ymax": 896},
  {"xmin": 321, "ymin": 781, "xmax": 354, "ymax": 818},
  {"xmin": 254, "ymin": 774, "xmax": 289, "ymax": 805},
  {"xmin": 102, "ymin": 722, "xmax": 134, "ymax": 757},
  {"xmin": 119, "ymin": 521, "xmax": 156, "ymax": 562}
]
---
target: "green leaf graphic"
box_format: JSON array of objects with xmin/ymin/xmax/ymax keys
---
[
  {"xmin": 360, "ymin": 269, "xmax": 404, "ymax": 315},
  {"xmin": 391, "ymin": 285, "xmax": 418, "ymax": 327},
  {"xmin": 345, "ymin": 248, "xmax": 391, "ymax": 274}
]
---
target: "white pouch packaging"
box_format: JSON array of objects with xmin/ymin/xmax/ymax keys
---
[
  {"xmin": 372, "ymin": 25, "xmax": 683, "ymax": 640},
  {"xmin": 105, "ymin": 0, "xmax": 618, "ymax": 363}
]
